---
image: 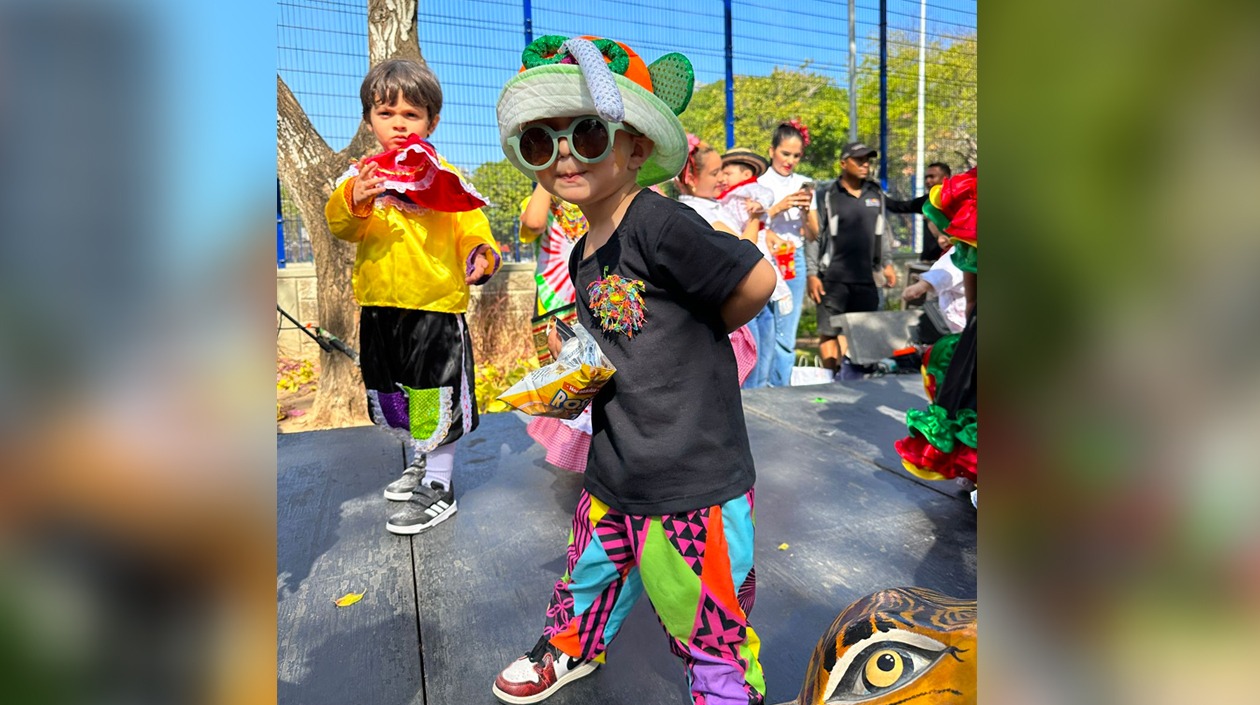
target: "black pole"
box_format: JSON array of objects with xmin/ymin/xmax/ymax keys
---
[{"xmin": 277, "ymin": 305, "xmax": 329, "ymax": 351}]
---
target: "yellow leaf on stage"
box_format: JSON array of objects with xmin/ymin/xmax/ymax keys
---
[
  {"xmin": 778, "ymin": 543, "xmax": 789, "ymax": 551},
  {"xmin": 333, "ymin": 591, "xmax": 365, "ymax": 607}
]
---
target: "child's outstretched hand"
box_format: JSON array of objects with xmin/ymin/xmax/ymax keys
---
[
  {"xmin": 465, "ymin": 245, "xmax": 494, "ymax": 284},
  {"xmin": 901, "ymin": 279, "xmax": 932, "ymax": 302},
  {"xmin": 546, "ymin": 318, "xmax": 563, "ymax": 360},
  {"xmin": 351, "ymin": 159, "xmax": 387, "ymax": 208}
]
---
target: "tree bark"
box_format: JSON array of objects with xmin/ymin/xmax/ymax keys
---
[
  {"xmin": 276, "ymin": 0, "xmax": 422, "ymax": 429},
  {"xmin": 369, "ymin": 0, "xmax": 422, "ymax": 66}
]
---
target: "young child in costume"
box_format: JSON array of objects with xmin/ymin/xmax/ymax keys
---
[
  {"xmin": 758, "ymin": 120, "xmax": 818, "ymax": 386},
  {"xmin": 520, "ymin": 182, "xmax": 587, "ymax": 319},
  {"xmin": 492, "ymin": 35, "xmax": 777, "ymax": 705},
  {"xmin": 324, "ymin": 59, "xmax": 501, "ymax": 535},
  {"xmin": 518, "ymin": 184, "xmax": 593, "ymax": 472},
  {"xmin": 895, "ymin": 168, "xmax": 977, "ymax": 504},
  {"xmin": 719, "ymin": 148, "xmax": 793, "ymax": 389},
  {"xmin": 674, "ymin": 136, "xmax": 760, "ymax": 241},
  {"xmin": 674, "ymin": 135, "xmax": 765, "ymax": 386}
]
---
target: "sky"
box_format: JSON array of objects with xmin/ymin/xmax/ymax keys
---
[{"xmin": 278, "ymin": 0, "xmax": 977, "ymax": 173}]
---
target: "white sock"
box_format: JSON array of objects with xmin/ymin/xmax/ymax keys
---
[{"xmin": 423, "ymin": 444, "xmax": 455, "ymax": 490}]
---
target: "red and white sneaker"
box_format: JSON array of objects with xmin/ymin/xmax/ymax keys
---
[{"xmin": 492, "ymin": 636, "xmax": 598, "ymax": 704}]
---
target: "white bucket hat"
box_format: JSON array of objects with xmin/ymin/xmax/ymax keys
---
[{"xmin": 496, "ymin": 35, "xmax": 694, "ymax": 187}]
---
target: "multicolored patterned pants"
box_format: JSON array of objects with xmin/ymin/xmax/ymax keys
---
[{"xmin": 544, "ymin": 489, "xmax": 765, "ymax": 705}]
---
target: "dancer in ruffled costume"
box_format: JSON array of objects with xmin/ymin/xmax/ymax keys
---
[{"xmin": 895, "ymin": 168, "xmax": 977, "ymax": 503}]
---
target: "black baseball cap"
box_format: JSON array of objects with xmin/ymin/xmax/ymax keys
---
[{"xmin": 841, "ymin": 142, "xmax": 878, "ymax": 160}]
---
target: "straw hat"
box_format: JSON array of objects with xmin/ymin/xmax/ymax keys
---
[
  {"xmin": 720, "ymin": 147, "xmax": 769, "ymax": 178},
  {"xmin": 496, "ymin": 35, "xmax": 694, "ymax": 186}
]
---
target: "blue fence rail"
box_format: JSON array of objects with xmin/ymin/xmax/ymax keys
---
[{"xmin": 278, "ymin": 0, "xmax": 976, "ymax": 265}]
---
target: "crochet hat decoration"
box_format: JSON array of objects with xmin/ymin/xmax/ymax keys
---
[
  {"xmin": 346, "ymin": 134, "xmax": 488, "ymax": 212},
  {"xmin": 496, "ymin": 35, "xmax": 694, "ymax": 187}
]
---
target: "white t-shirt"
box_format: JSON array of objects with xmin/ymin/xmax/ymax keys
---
[
  {"xmin": 919, "ymin": 246, "xmax": 967, "ymax": 333},
  {"xmin": 677, "ymin": 194, "xmax": 736, "ymax": 230},
  {"xmin": 679, "ymin": 192, "xmax": 792, "ymax": 309},
  {"xmin": 757, "ymin": 169, "xmax": 810, "ymax": 246},
  {"xmin": 716, "ymin": 180, "xmax": 775, "ymax": 234}
]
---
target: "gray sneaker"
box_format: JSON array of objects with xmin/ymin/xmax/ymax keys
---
[
  {"xmin": 383, "ymin": 455, "xmax": 427, "ymax": 501},
  {"xmin": 386, "ymin": 481, "xmax": 456, "ymax": 535}
]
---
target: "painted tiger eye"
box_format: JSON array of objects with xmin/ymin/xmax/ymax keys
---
[{"xmin": 864, "ymin": 650, "xmax": 904, "ymax": 688}]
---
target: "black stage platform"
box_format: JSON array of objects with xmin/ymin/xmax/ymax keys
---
[{"xmin": 278, "ymin": 379, "xmax": 976, "ymax": 705}]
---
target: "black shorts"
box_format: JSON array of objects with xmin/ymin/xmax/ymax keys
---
[
  {"xmin": 816, "ymin": 280, "xmax": 879, "ymax": 337},
  {"xmin": 359, "ymin": 306, "xmax": 478, "ymax": 448}
]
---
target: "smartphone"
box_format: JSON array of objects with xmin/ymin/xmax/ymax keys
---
[{"xmin": 799, "ymin": 181, "xmax": 815, "ymax": 210}]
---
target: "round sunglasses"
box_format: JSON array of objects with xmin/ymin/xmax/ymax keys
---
[{"xmin": 507, "ymin": 115, "xmax": 641, "ymax": 171}]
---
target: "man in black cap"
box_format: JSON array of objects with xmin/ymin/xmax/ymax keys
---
[{"xmin": 805, "ymin": 141, "xmax": 928, "ymax": 372}]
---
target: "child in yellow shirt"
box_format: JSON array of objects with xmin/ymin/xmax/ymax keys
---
[{"xmin": 324, "ymin": 59, "xmax": 499, "ymax": 535}]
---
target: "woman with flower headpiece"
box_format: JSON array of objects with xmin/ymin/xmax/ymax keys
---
[{"xmin": 757, "ymin": 119, "xmax": 818, "ymax": 386}]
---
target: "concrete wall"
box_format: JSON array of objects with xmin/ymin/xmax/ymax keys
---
[{"xmin": 276, "ymin": 263, "xmax": 321, "ymax": 359}]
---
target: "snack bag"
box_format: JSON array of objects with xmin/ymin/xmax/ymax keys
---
[{"xmin": 497, "ymin": 318, "xmax": 615, "ymax": 419}]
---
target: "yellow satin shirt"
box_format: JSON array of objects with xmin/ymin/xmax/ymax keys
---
[{"xmin": 325, "ymin": 174, "xmax": 498, "ymax": 314}]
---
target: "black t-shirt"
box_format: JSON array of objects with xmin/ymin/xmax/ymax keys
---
[
  {"xmin": 566, "ymin": 189, "xmax": 764, "ymax": 515},
  {"xmin": 820, "ymin": 180, "xmax": 925, "ymax": 283}
]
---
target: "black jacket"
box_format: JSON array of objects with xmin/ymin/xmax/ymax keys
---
[{"xmin": 805, "ymin": 179, "xmax": 926, "ymax": 284}]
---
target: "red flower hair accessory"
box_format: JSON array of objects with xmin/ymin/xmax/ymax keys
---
[{"xmin": 786, "ymin": 118, "xmax": 811, "ymax": 147}]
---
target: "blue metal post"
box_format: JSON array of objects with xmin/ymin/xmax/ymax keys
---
[
  {"xmin": 879, "ymin": 0, "xmax": 888, "ymax": 191},
  {"xmin": 276, "ymin": 179, "xmax": 286, "ymax": 268},
  {"xmin": 523, "ymin": 0, "xmax": 533, "ymax": 46},
  {"xmin": 723, "ymin": 0, "xmax": 735, "ymax": 149}
]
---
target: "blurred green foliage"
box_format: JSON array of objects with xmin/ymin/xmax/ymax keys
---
[
  {"xmin": 985, "ymin": 3, "xmax": 1260, "ymax": 703},
  {"xmin": 469, "ymin": 159, "xmax": 535, "ymax": 246}
]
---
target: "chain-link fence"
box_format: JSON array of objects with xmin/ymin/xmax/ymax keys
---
[{"xmin": 278, "ymin": 0, "xmax": 976, "ymax": 263}]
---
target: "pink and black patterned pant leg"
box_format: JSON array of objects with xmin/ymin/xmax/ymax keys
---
[{"xmin": 543, "ymin": 489, "xmax": 765, "ymax": 705}]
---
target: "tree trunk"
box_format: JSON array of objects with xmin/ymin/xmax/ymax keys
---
[
  {"xmin": 276, "ymin": 0, "xmax": 422, "ymax": 429},
  {"xmin": 369, "ymin": 0, "xmax": 422, "ymax": 66}
]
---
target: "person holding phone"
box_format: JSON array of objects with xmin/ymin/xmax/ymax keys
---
[
  {"xmin": 805, "ymin": 142, "xmax": 928, "ymax": 373},
  {"xmin": 757, "ymin": 119, "xmax": 819, "ymax": 386}
]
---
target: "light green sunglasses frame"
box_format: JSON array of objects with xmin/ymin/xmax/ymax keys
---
[{"xmin": 507, "ymin": 115, "xmax": 641, "ymax": 171}]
